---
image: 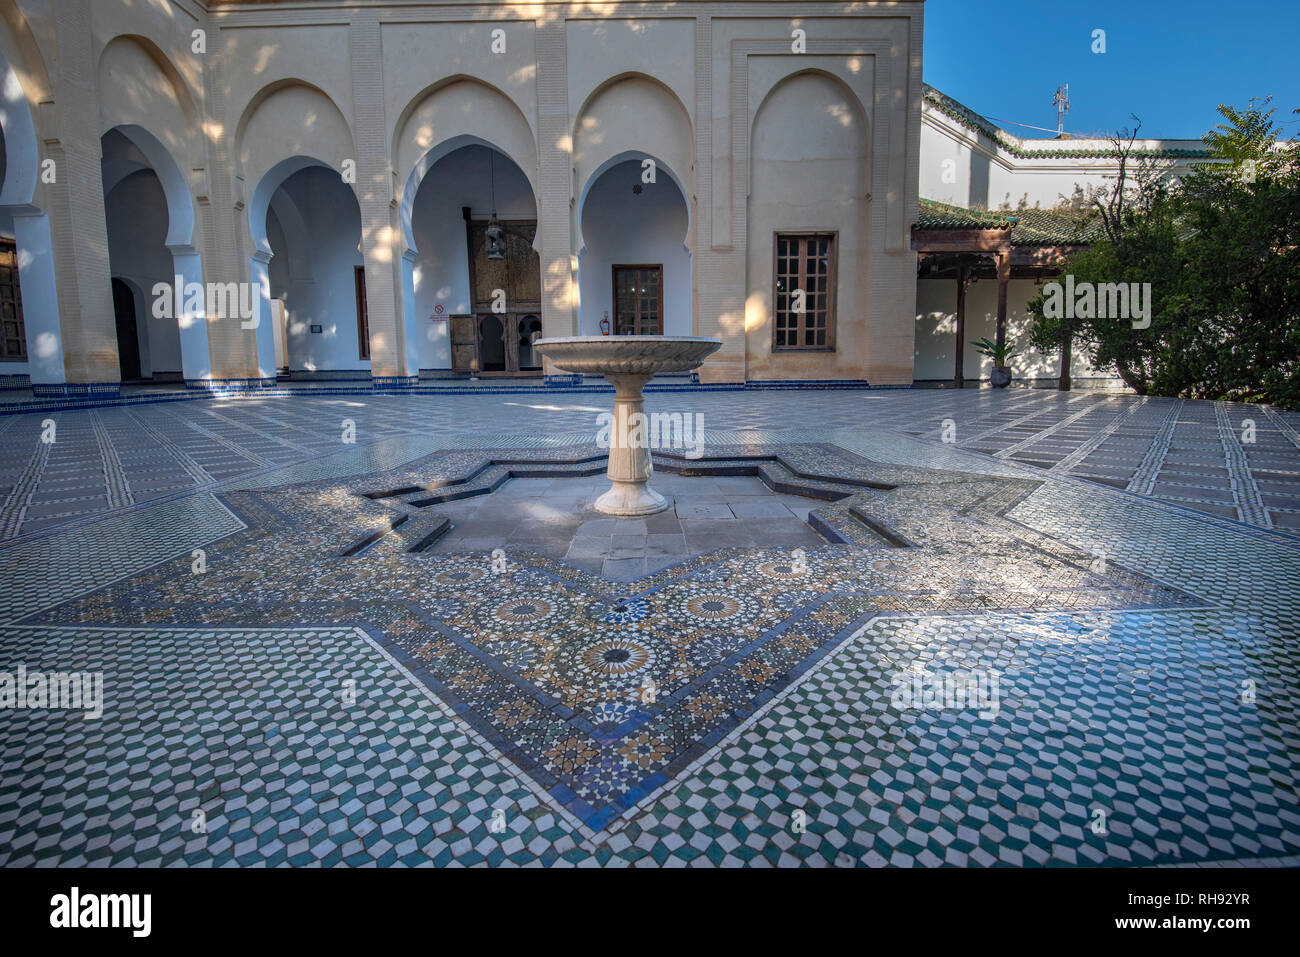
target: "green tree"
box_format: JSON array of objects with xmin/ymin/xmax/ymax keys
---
[{"xmin": 1026, "ymin": 101, "xmax": 1300, "ymax": 408}]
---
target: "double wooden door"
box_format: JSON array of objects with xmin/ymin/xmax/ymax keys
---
[
  {"xmin": 452, "ymin": 312, "xmax": 543, "ymax": 374},
  {"xmin": 452, "ymin": 218, "xmax": 543, "ymax": 376}
]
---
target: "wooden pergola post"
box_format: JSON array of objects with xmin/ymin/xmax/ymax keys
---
[
  {"xmin": 994, "ymin": 248, "xmax": 1011, "ymax": 354},
  {"xmin": 913, "ymin": 208, "xmax": 1087, "ymax": 392},
  {"xmin": 954, "ymin": 264, "xmax": 969, "ymax": 389}
]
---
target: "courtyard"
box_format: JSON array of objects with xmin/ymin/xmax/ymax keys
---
[{"xmin": 0, "ymin": 386, "xmax": 1297, "ymax": 867}]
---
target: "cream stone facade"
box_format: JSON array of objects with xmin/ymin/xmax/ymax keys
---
[
  {"xmin": 0, "ymin": 0, "xmax": 1209, "ymax": 396},
  {"xmin": 0, "ymin": 0, "xmax": 925, "ymax": 394}
]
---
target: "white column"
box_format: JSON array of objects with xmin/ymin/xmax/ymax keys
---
[
  {"xmin": 400, "ymin": 250, "xmax": 421, "ymax": 375},
  {"xmin": 248, "ymin": 252, "xmax": 278, "ymax": 382},
  {"xmin": 169, "ymin": 247, "xmax": 212, "ymax": 383},
  {"xmin": 12, "ymin": 211, "xmax": 66, "ymax": 387}
]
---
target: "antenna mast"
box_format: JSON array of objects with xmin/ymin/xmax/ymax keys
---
[{"xmin": 1053, "ymin": 84, "xmax": 1071, "ymax": 136}]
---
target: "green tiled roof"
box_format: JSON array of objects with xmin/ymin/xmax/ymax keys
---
[
  {"xmin": 1006, "ymin": 206, "xmax": 1104, "ymax": 245},
  {"xmin": 923, "ymin": 85, "xmax": 1212, "ymax": 160},
  {"xmin": 914, "ymin": 198, "xmax": 1016, "ymax": 231},
  {"xmin": 915, "ymin": 198, "xmax": 1102, "ymax": 247}
]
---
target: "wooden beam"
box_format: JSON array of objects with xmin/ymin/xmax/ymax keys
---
[{"xmin": 912, "ymin": 228, "xmax": 1014, "ymax": 253}]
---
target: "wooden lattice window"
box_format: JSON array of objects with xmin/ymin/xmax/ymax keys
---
[
  {"xmin": 773, "ymin": 233, "xmax": 836, "ymax": 350},
  {"xmin": 0, "ymin": 239, "xmax": 26, "ymax": 361}
]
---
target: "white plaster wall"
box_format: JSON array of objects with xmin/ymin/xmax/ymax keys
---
[
  {"xmin": 409, "ymin": 145, "xmax": 536, "ymax": 370},
  {"xmin": 96, "ymin": 36, "xmax": 191, "ymax": 164},
  {"xmin": 382, "ymin": 21, "xmax": 538, "ymax": 153},
  {"xmin": 920, "ymin": 103, "xmax": 1206, "ymax": 211},
  {"xmin": 915, "ymin": 277, "xmax": 1098, "ymax": 383},
  {"xmin": 237, "ymin": 84, "xmax": 355, "ymax": 202},
  {"xmin": 265, "ymin": 166, "xmax": 366, "ymax": 373},
  {"xmin": 104, "ymin": 170, "xmax": 182, "ymax": 376},
  {"xmin": 919, "ymin": 120, "xmax": 978, "ymax": 208},
  {"xmin": 224, "ymin": 26, "xmax": 355, "ymax": 163},
  {"xmin": 92, "ymin": 4, "xmax": 205, "ymax": 127},
  {"xmin": 578, "ymin": 161, "xmax": 690, "ymax": 337}
]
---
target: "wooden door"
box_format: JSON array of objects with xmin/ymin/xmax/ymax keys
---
[
  {"xmin": 477, "ymin": 313, "xmax": 508, "ymax": 372},
  {"xmin": 450, "ymin": 314, "xmax": 478, "ymax": 373},
  {"xmin": 516, "ymin": 314, "xmax": 543, "ymax": 371},
  {"xmin": 612, "ymin": 265, "xmax": 663, "ymax": 335},
  {"xmin": 0, "ymin": 240, "xmax": 25, "ymax": 361}
]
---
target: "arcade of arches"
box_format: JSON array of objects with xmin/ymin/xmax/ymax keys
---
[{"xmin": 0, "ymin": 1, "xmax": 920, "ymax": 396}]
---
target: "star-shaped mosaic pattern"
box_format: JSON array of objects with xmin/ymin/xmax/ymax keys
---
[{"xmin": 31, "ymin": 444, "xmax": 1200, "ymax": 829}]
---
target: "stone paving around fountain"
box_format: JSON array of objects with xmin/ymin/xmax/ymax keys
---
[
  {"xmin": 425, "ymin": 473, "xmax": 824, "ymax": 580},
  {"xmin": 0, "ymin": 388, "xmax": 1298, "ymax": 866}
]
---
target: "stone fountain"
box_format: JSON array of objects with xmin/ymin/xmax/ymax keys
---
[{"xmin": 533, "ymin": 335, "xmax": 722, "ymax": 516}]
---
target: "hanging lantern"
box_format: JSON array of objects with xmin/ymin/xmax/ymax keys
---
[
  {"xmin": 484, "ymin": 151, "xmax": 506, "ymax": 260},
  {"xmin": 485, "ymin": 215, "xmax": 506, "ymax": 260}
]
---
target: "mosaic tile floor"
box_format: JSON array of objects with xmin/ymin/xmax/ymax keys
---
[
  {"xmin": 0, "ymin": 392, "xmax": 1297, "ymax": 866},
  {"xmin": 0, "ymin": 389, "xmax": 1296, "ymax": 541}
]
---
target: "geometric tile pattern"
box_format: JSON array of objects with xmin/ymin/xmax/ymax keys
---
[
  {"xmin": 24, "ymin": 442, "xmax": 1200, "ymax": 832},
  {"xmin": 0, "ymin": 494, "xmax": 245, "ymax": 624},
  {"xmin": 1, "ymin": 393, "xmax": 1297, "ymax": 867},
  {"xmin": 649, "ymin": 608, "xmax": 1300, "ymax": 867},
  {"xmin": 2, "ymin": 389, "xmax": 1298, "ymax": 541}
]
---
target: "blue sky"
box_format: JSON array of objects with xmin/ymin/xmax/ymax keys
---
[{"xmin": 923, "ymin": 0, "xmax": 1299, "ymax": 140}]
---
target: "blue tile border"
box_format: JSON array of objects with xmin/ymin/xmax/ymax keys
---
[{"xmin": 0, "ymin": 378, "xmax": 890, "ymax": 415}]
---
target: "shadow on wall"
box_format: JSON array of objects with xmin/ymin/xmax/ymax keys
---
[
  {"xmin": 915, "ymin": 277, "xmax": 1103, "ymax": 382},
  {"xmin": 969, "ymin": 149, "xmax": 990, "ymax": 210}
]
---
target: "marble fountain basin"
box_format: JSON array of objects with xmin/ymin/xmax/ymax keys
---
[{"xmin": 534, "ymin": 336, "xmax": 722, "ymax": 516}]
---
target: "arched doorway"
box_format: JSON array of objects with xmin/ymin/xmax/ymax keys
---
[
  {"xmin": 259, "ymin": 163, "xmax": 366, "ymax": 378},
  {"xmin": 577, "ymin": 156, "xmax": 691, "ymax": 337},
  {"xmin": 407, "ymin": 143, "xmax": 541, "ymax": 376},
  {"xmin": 101, "ymin": 126, "xmax": 208, "ymax": 384}
]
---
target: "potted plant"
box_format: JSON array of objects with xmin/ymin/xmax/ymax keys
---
[{"xmin": 971, "ymin": 337, "xmax": 1017, "ymax": 388}]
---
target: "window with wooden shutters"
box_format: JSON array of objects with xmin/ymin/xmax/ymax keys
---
[
  {"xmin": 612, "ymin": 265, "xmax": 663, "ymax": 335},
  {"xmin": 0, "ymin": 239, "xmax": 26, "ymax": 361},
  {"xmin": 773, "ymin": 233, "xmax": 836, "ymax": 351}
]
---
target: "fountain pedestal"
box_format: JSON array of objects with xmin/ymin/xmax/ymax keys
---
[
  {"xmin": 600, "ymin": 371, "xmax": 664, "ymax": 515},
  {"xmin": 533, "ymin": 336, "xmax": 723, "ymax": 517}
]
